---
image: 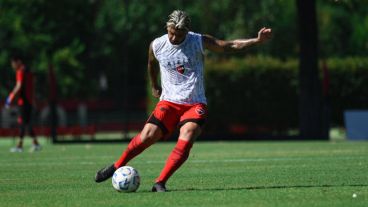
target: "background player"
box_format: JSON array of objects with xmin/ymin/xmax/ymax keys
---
[
  {"xmin": 6, "ymin": 55, "xmax": 41, "ymax": 152},
  {"xmin": 95, "ymin": 10, "xmax": 272, "ymax": 192}
]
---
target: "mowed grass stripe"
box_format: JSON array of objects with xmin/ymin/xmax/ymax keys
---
[
  {"xmin": 0, "ymin": 140, "xmax": 367, "ymax": 207},
  {"xmin": 0, "ymin": 155, "xmax": 366, "ymax": 166}
]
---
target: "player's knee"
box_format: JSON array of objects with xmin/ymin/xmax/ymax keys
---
[
  {"xmin": 140, "ymin": 130, "xmax": 155, "ymax": 143},
  {"xmin": 140, "ymin": 124, "xmax": 162, "ymax": 143},
  {"xmin": 180, "ymin": 124, "xmax": 201, "ymax": 139}
]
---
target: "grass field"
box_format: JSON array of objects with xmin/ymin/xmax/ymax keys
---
[{"xmin": 0, "ymin": 138, "xmax": 367, "ymax": 207}]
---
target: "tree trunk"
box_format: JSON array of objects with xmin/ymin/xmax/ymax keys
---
[{"xmin": 297, "ymin": 0, "xmax": 326, "ymax": 139}]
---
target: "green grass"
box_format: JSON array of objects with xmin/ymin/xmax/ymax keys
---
[{"xmin": 0, "ymin": 139, "xmax": 367, "ymax": 207}]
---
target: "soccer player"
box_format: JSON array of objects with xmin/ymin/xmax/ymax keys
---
[
  {"xmin": 95, "ymin": 10, "xmax": 272, "ymax": 192},
  {"xmin": 6, "ymin": 55, "xmax": 41, "ymax": 152}
]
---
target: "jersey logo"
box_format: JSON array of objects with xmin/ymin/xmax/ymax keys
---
[{"xmin": 176, "ymin": 65, "xmax": 185, "ymax": 74}]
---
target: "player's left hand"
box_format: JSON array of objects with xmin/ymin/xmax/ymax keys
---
[{"xmin": 257, "ymin": 27, "xmax": 272, "ymax": 43}]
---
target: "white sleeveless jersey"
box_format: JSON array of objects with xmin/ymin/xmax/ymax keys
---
[{"xmin": 152, "ymin": 32, "xmax": 206, "ymax": 104}]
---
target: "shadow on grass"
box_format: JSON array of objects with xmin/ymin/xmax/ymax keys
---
[{"xmin": 170, "ymin": 184, "xmax": 368, "ymax": 192}]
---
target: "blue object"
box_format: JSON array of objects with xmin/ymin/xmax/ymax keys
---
[
  {"xmin": 5, "ymin": 96, "xmax": 11, "ymax": 107},
  {"xmin": 344, "ymin": 110, "xmax": 368, "ymax": 140}
]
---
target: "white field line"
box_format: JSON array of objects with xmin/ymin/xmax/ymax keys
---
[{"xmin": 0, "ymin": 156, "xmax": 365, "ymax": 167}]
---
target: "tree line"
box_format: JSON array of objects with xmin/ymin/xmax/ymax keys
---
[{"xmin": 0, "ymin": 0, "xmax": 366, "ymax": 101}]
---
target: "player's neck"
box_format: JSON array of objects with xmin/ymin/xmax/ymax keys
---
[{"xmin": 168, "ymin": 35, "xmax": 188, "ymax": 47}]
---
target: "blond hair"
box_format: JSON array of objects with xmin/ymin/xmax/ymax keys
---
[{"xmin": 166, "ymin": 10, "xmax": 191, "ymax": 30}]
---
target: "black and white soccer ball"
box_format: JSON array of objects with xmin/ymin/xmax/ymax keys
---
[{"xmin": 112, "ymin": 166, "xmax": 140, "ymax": 192}]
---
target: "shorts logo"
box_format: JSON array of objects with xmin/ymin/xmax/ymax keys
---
[
  {"xmin": 176, "ymin": 65, "xmax": 185, "ymax": 74},
  {"xmin": 195, "ymin": 107, "xmax": 206, "ymax": 116},
  {"xmin": 160, "ymin": 107, "xmax": 168, "ymax": 112}
]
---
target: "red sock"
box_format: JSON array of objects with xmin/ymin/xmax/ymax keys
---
[
  {"xmin": 114, "ymin": 134, "xmax": 150, "ymax": 169},
  {"xmin": 155, "ymin": 139, "xmax": 193, "ymax": 184}
]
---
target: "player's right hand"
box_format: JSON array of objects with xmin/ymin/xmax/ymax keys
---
[{"xmin": 152, "ymin": 87, "xmax": 162, "ymax": 98}]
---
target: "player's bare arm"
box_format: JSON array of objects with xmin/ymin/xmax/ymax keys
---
[
  {"xmin": 6, "ymin": 81, "xmax": 22, "ymax": 107},
  {"xmin": 12, "ymin": 81, "xmax": 22, "ymax": 97},
  {"xmin": 148, "ymin": 42, "xmax": 161, "ymax": 98},
  {"xmin": 203, "ymin": 27, "xmax": 272, "ymax": 53}
]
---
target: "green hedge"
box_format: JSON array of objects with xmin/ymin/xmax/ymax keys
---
[
  {"xmin": 326, "ymin": 57, "xmax": 368, "ymax": 124},
  {"xmin": 147, "ymin": 56, "xmax": 368, "ymax": 135},
  {"xmin": 205, "ymin": 56, "xmax": 298, "ymax": 135}
]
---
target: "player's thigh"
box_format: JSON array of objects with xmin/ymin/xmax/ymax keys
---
[
  {"xmin": 147, "ymin": 101, "xmax": 180, "ymax": 138},
  {"xmin": 179, "ymin": 103, "xmax": 207, "ymax": 126},
  {"xmin": 23, "ymin": 104, "xmax": 32, "ymax": 124},
  {"xmin": 17, "ymin": 105, "xmax": 28, "ymax": 125},
  {"xmin": 140, "ymin": 123, "xmax": 163, "ymax": 145},
  {"xmin": 178, "ymin": 103, "xmax": 207, "ymax": 142},
  {"xmin": 179, "ymin": 122, "xmax": 202, "ymax": 143}
]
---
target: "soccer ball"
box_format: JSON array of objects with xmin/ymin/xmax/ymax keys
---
[{"xmin": 112, "ymin": 166, "xmax": 140, "ymax": 192}]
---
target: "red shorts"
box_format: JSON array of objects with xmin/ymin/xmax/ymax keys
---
[{"xmin": 147, "ymin": 100, "xmax": 208, "ymax": 135}]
